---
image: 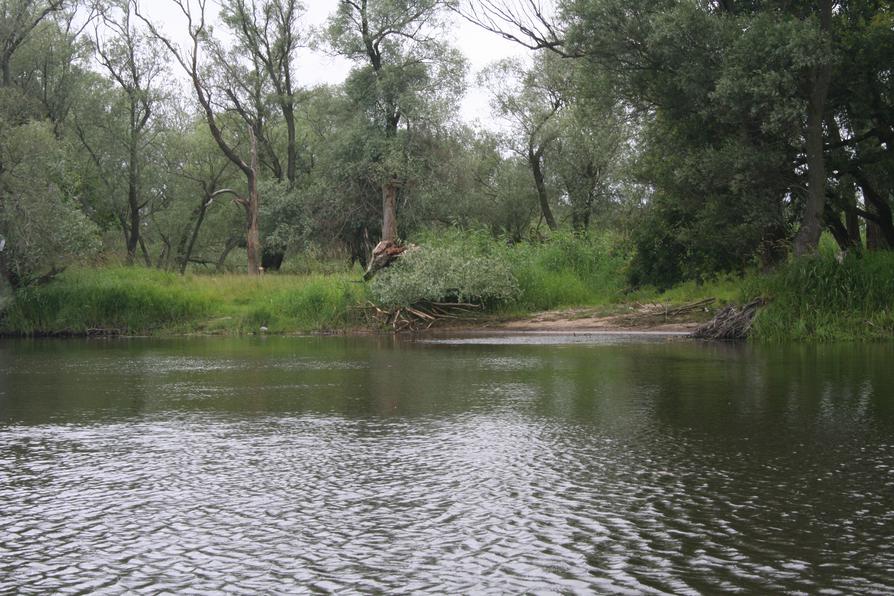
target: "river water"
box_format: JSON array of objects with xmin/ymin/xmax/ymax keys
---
[{"xmin": 1, "ymin": 335, "xmax": 892, "ymax": 594}]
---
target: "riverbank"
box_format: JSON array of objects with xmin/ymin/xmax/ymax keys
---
[{"xmin": 1, "ymin": 251, "xmax": 893, "ymax": 341}]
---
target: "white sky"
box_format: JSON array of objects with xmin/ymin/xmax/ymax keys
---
[{"xmin": 136, "ymin": 0, "xmax": 528, "ymax": 128}]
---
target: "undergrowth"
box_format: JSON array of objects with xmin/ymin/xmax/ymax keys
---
[{"xmin": 2, "ymin": 231, "xmax": 893, "ymax": 341}]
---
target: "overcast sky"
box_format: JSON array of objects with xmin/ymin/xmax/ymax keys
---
[{"xmin": 136, "ymin": 0, "xmax": 529, "ymax": 127}]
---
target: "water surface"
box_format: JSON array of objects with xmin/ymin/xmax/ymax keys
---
[{"xmin": 1, "ymin": 335, "xmax": 892, "ymax": 593}]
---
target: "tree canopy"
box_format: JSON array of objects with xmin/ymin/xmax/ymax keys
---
[{"xmin": 0, "ymin": 0, "xmax": 891, "ymax": 288}]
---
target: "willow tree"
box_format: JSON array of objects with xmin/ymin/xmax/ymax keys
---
[
  {"xmin": 85, "ymin": 0, "xmax": 166, "ymax": 265},
  {"xmin": 480, "ymin": 54, "xmax": 567, "ymax": 230},
  {"xmin": 136, "ymin": 0, "xmax": 262, "ymax": 275},
  {"xmin": 327, "ymin": 0, "xmax": 465, "ymax": 244},
  {"xmin": 219, "ymin": 0, "xmax": 304, "ymax": 188},
  {"xmin": 0, "ymin": 0, "xmax": 67, "ymax": 87}
]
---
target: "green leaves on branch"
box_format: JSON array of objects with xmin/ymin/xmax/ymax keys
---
[{"xmin": 369, "ymin": 245, "xmax": 520, "ymax": 307}]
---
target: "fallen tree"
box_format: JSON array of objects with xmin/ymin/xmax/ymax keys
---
[{"xmin": 691, "ymin": 298, "xmax": 765, "ymax": 340}]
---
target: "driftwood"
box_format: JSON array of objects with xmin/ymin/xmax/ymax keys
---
[
  {"xmin": 363, "ymin": 241, "xmax": 413, "ymax": 280},
  {"xmin": 357, "ymin": 300, "xmax": 482, "ymax": 332},
  {"xmin": 691, "ymin": 298, "xmax": 765, "ymax": 340},
  {"xmin": 617, "ymin": 298, "xmax": 716, "ymax": 326}
]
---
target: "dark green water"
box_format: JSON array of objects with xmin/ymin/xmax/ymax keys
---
[{"xmin": 1, "ymin": 334, "xmax": 892, "ymax": 594}]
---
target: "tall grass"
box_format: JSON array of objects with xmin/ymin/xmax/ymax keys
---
[
  {"xmin": 745, "ymin": 251, "xmax": 894, "ymax": 341},
  {"xmin": 1, "ymin": 267, "xmax": 368, "ymax": 335},
  {"xmin": 4, "ymin": 234, "xmax": 893, "ymax": 341},
  {"xmin": 411, "ymin": 228, "xmax": 632, "ymax": 311}
]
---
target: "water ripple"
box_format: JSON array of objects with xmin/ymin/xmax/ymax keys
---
[{"xmin": 2, "ymin": 410, "xmax": 892, "ymax": 594}]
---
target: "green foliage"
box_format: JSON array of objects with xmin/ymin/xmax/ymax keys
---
[
  {"xmin": 0, "ymin": 120, "xmax": 101, "ymax": 286},
  {"xmin": 502, "ymin": 231, "xmax": 631, "ymax": 310},
  {"xmin": 369, "ymin": 244, "xmax": 520, "ymax": 307},
  {"xmin": 373, "ymin": 228, "xmax": 632, "ymax": 311},
  {"xmin": 746, "ymin": 252, "xmax": 894, "ymax": 341}
]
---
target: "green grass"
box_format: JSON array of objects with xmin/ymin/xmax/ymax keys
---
[
  {"xmin": 3, "ymin": 233, "xmax": 893, "ymax": 341},
  {"xmin": 1, "ymin": 266, "xmax": 369, "ymax": 336},
  {"xmin": 744, "ymin": 251, "xmax": 894, "ymax": 341},
  {"xmin": 411, "ymin": 228, "xmax": 632, "ymax": 312}
]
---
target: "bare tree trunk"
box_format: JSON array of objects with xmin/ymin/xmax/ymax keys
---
[
  {"xmin": 867, "ymin": 216, "xmax": 881, "ymax": 250},
  {"xmin": 285, "ymin": 103, "xmax": 298, "ymax": 186},
  {"xmin": 245, "ymin": 129, "xmax": 261, "ymax": 275},
  {"xmin": 1, "ymin": 57, "xmax": 10, "ymax": 87},
  {"xmin": 529, "ymin": 146, "xmax": 557, "ymax": 231},
  {"xmin": 138, "ymin": 236, "xmax": 151, "ymax": 267},
  {"xmin": 382, "ymin": 181, "xmax": 398, "ymax": 243},
  {"xmin": 793, "ymin": 1, "xmax": 833, "ymax": 257},
  {"xmin": 854, "ymin": 172, "xmax": 894, "ymax": 248},
  {"xmin": 126, "ymin": 136, "xmax": 141, "ymax": 265}
]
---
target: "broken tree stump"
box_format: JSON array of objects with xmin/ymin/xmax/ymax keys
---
[{"xmin": 363, "ymin": 241, "xmax": 413, "ymax": 280}]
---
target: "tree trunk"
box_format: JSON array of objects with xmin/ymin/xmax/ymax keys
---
[
  {"xmin": 178, "ymin": 197, "xmax": 210, "ymax": 274},
  {"xmin": 382, "ymin": 181, "xmax": 398, "ymax": 243},
  {"xmin": 284, "ymin": 103, "xmax": 298, "ymax": 186},
  {"xmin": 126, "ymin": 159, "xmax": 140, "ymax": 265},
  {"xmin": 138, "ymin": 236, "xmax": 151, "ymax": 267},
  {"xmin": 245, "ymin": 130, "xmax": 261, "ymax": 275},
  {"xmin": 1, "ymin": 56, "xmax": 10, "ymax": 87},
  {"xmin": 854, "ymin": 172, "xmax": 894, "ymax": 248},
  {"xmin": 793, "ymin": 1, "xmax": 833, "ymax": 257},
  {"xmin": 529, "ymin": 147, "xmax": 558, "ymax": 231},
  {"xmin": 216, "ymin": 236, "xmax": 241, "ymax": 272},
  {"xmin": 245, "ymin": 190, "xmax": 260, "ymax": 275},
  {"xmin": 867, "ymin": 217, "xmax": 881, "ymax": 250},
  {"xmin": 846, "ymin": 198, "xmax": 861, "ymax": 247}
]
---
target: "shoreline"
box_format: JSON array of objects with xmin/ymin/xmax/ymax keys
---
[{"xmin": 0, "ymin": 309, "xmax": 704, "ymax": 339}]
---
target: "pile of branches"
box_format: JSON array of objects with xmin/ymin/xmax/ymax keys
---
[
  {"xmin": 360, "ymin": 300, "xmax": 482, "ymax": 332},
  {"xmin": 691, "ymin": 298, "xmax": 765, "ymax": 340},
  {"xmin": 618, "ymin": 298, "xmax": 716, "ymax": 326}
]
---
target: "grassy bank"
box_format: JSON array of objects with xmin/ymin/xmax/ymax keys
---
[
  {"xmin": 2, "ymin": 233, "xmax": 893, "ymax": 341},
  {"xmin": 744, "ymin": 251, "xmax": 894, "ymax": 341},
  {"xmin": 1, "ymin": 267, "xmax": 368, "ymax": 336}
]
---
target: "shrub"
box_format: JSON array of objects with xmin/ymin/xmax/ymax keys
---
[{"xmin": 369, "ymin": 245, "xmax": 520, "ymax": 307}]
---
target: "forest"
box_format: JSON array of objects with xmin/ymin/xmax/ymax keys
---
[{"xmin": 0, "ymin": 0, "xmax": 892, "ymax": 339}]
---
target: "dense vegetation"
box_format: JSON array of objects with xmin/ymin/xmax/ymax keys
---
[{"xmin": 0, "ymin": 0, "xmax": 892, "ymax": 340}]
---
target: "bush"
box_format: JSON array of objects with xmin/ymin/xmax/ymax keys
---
[{"xmin": 369, "ymin": 245, "xmax": 520, "ymax": 307}]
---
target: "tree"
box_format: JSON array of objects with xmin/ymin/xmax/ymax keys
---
[
  {"xmin": 480, "ymin": 54, "xmax": 567, "ymax": 230},
  {"xmin": 84, "ymin": 0, "xmax": 166, "ymax": 265},
  {"xmin": 327, "ymin": 0, "xmax": 465, "ymax": 244},
  {"xmin": 11, "ymin": 6, "xmax": 94, "ymax": 134},
  {"xmin": 453, "ymin": 0, "xmax": 568, "ymax": 54},
  {"xmin": 0, "ymin": 120, "xmax": 100, "ymax": 288},
  {"xmin": 552, "ymin": 91, "xmax": 625, "ymax": 232},
  {"xmin": 220, "ymin": 0, "xmax": 304, "ymax": 188},
  {"xmin": 0, "ymin": 0, "xmax": 66, "ymax": 87},
  {"xmin": 136, "ymin": 0, "xmax": 263, "ymax": 275},
  {"xmin": 792, "ymin": 0, "xmax": 834, "ymax": 256}
]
